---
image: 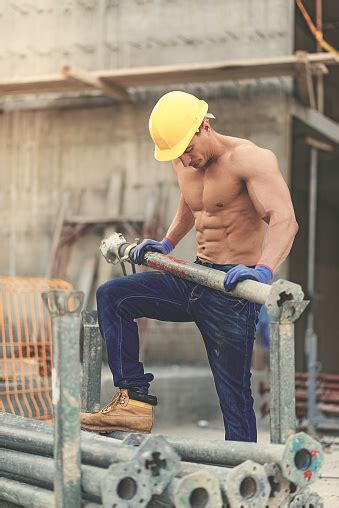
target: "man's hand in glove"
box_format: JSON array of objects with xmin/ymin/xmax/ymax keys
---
[
  {"xmin": 224, "ymin": 264, "xmax": 273, "ymax": 292},
  {"xmin": 131, "ymin": 238, "xmax": 174, "ymax": 265}
]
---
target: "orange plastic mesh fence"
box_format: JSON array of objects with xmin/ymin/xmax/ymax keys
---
[{"xmin": 0, "ymin": 277, "xmax": 73, "ymax": 420}]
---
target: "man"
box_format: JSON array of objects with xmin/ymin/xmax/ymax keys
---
[{"xmin": 80, "ymin": 91, "xmax": 298, "ymax": 442}]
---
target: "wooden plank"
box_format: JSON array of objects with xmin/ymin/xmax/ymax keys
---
[
  {"xmin": 295, "ymin": 51, "xmax": 316, "ymax": 109},
  {"xmin": 96, "ymin": 172, "xmax": 125, "ymax": 287},
  {"xmin": 46, "ymin": 193, "xmax": 69, "ymax": 278},
  {"xmin": 0, "ymin": 52, "xmax": 338, "ymax": 97},
  {"xmin": 77, "ymin": 255, "xmax": 98, "ymax": 309},
  {"xmin": 304, "ymin": 136, "xmax": 334, "ymax": 152},
  {"xmin": 62, "ymin": 65, "xmax": 128, "ymax": 101},
  {"xmin": 64, "ymin": 215, "xmax": 143, "ymax": 225}
]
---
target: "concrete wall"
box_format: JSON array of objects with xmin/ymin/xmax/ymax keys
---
[
  {"xmin": 0, "ymin": 0, "xmax": 295, "ymax": 280},
  {"xmin": 0, "ymin": 89, "xmax": 292, "ymax": 277},
  {"xmin": 0, "ymin": 0, "xmax": 294, "ymax": 78}
]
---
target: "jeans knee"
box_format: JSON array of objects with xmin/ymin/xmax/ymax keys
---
[{"xmin": 96, "ymin": 279, "xmax": 121, "ymax": 308}]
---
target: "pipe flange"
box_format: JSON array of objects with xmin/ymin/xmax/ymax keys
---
[
  {"xmin": 135, "ymin": 435, "xmax": 181, "ymax": 495},
  {"xmin": 263, "ymin": 463, "xmax": 290, "ymax": 507},
  {"xmin": 265, "ymin": 279, "xmax": 304, "ymax": 319},
  {"xmin": 100, "ymin": 232, "xmax": 128, "ymax": 265},
  {"xmin": 122, "ymin": 433, "xmax": 146, "ymax": 447},
  {"xmin": 101, "ymin": 459, "xmax": 152, "ymax": 508},
  {"xmin": 281, "ymin": 433, "xmax": 323, "ymax": 487},
  {"xmin": 288, "ymin": 488, "xmax": 324, "ymax": 508},
  {"xmin": 224, "ymin": 460, "xmax": 270, "ymax": 507},
  {"xmin": 169, "ymin": 471, "xmax": 222, "ymax": 508}
]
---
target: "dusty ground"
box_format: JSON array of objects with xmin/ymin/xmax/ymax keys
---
[{"xmin": 154, "ymin": 418, "xmax": 339, "ymax": 508}]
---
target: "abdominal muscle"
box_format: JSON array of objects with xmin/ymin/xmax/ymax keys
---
[{"xmin": 193, "ymin": 207, "xmax": 265, "ymax": 265}]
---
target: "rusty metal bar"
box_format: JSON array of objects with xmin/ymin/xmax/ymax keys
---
[{"xmin": 42, "ymin": 290, "xmax": 84, "ymax": 508}]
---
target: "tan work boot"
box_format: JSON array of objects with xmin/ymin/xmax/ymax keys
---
[{"xmin": 80, "ymin": 388, "xmax": 157, "ymax": 434}]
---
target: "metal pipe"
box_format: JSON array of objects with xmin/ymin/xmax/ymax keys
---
[
  {"xmin": 81, "ymin": 310, "xmax": 102, "ymax": 413},
  {"xmin": 179, "ymin": 460, "xmax": 270, "ymax": 508},
  {"xmin": 0, "ymin": 477, "xmax": 54, "ymax": 508},
  {"xmin": 100, "ymin": 233, "xmax": 305, "ymax": 319},
  {"xmin": 306, "ymin": 147, "xmax": 320, "ymax": 433},
  {"xmin": 316, "ymin": 0, "xmax": 324, "ymax": 114},
  {"xmin": 0, "ymin": 448, "xmax": 104, "ymax": 498},
  {"xmin": 263, "ymin": 463, "xmax": 290, "ymax": 508},
  {"xmin": 0, "ymin": 448, "xmax": 153, "ymax": 507},
  {"xmin": 148, "ymin": 471, "xmax": 222, "ymax": 508},
  {"xmin": 289, "ymin": 488, "xmax": 324, "ymax": 508},
  {"xmin": 113, "ymin": 430, "xmax": 323, "ymax": 488},
  {"xmin": 0, "ymin": 413, "xmax": 180, "ymax": 495},
  {"xmin": 42, "ymin": 290, "xmax": 84, "ymax": 508},
  {"xmin": 269, "ymin": 300, "xmax": 308, "ymax": 444}
]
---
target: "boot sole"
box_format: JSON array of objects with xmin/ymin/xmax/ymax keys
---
[{"xmin": 81, "ymin": 424, "xmax": 151, "ymax": 434}]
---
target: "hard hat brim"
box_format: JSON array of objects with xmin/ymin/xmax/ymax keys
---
[{"xmin": 154, "ymin": 101, "xmax": 208, "ymax": 161}]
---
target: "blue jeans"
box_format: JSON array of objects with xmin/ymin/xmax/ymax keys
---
[{"xmin": 96, "ymin": 259, "xmax": 261, "ymax": 442}]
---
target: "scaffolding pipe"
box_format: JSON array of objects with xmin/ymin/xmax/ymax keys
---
[
  {"xmin": 0, "ymin": 448, "xmax": 104, "ymax": 498},
  {"xmin": 42, "ymin": 290, "xmax": 84, "ymax": 508},
  {"xmin": 100, "ymin": 233, "xmax": 305, "ymax": 319},
  {"xmin": 148, "ymin": 471, "xmax": 223, "ymax": 508},
  {"xmin": 121, "ymin": 434, "xmax": 271, "ymax": 507},
  {"xmin": 0, "ymin": 413, "xmax": 180, "ymax": 495},
  {"xmin": 113, "ymin": 430, "xmax": 323, "ymax": 488},
  {"xmin": 0, "ymin": 448, "xmax": 153, "ymax": 507},
  {"xmin": 179, "ymin": 460, "xmax": 271, "ymax": 508},
  {"xmin": 0, "ymin": 477, "xmax": 54, "ymax": 508}
]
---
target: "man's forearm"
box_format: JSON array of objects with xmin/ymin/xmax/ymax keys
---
[
  {"xmin": 257, "ymin": 216, "xmax": 299, "ymax": 273},
  {"xmin": 165, "ymin": 198, "xmax": 195, "ymax": 246}
]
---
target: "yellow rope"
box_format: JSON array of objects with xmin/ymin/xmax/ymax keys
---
[{"xmin": 296, "ymin": 0, "xmax": 339, "ymax": 56}]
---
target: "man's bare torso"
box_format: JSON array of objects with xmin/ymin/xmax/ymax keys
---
[{"xmin": 174, "ymin": 136, "xmax": 265, "ymax": 265}]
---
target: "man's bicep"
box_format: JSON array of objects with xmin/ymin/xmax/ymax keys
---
[{"xmin": 243, "ymin": 149, "xmax": 296, "ymax": 222}]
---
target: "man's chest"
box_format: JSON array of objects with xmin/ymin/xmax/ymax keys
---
[{"xmin": 176, "ymin": 166, "xmax": 244, "ymax": 213}]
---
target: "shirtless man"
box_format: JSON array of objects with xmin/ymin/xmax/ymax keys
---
[{"xmin": 80, "ymin": 91, "xmax": 298, "ymax": 442}]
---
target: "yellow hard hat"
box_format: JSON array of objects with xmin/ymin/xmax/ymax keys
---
[{"xmin": 149, "ymin": 91, "xmax": 209, "ymax": 161}]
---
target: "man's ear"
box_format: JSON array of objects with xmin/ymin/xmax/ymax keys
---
[{"xmin": 202, "ymin": 119, "xmax": 211, "ymax": 132}]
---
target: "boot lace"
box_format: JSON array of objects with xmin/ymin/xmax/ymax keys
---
[{"xmin": 101, "ymin": 390, "xmax": 126, "ymax": 413}]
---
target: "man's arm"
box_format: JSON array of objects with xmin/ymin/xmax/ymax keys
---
[
  {"xmin": 131, "ymin": 192, "xmax": 194, "ymax": 264},
  {"xmin": 236, "ymin": 145, "xmax": 298, "ymax": 273},
  {"xmin": 165, "ymin": 192, "xmax": 195, "ymax": 246}
]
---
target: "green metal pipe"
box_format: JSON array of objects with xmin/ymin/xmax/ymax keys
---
[{"xmin": 0, "ymin": 477, "xmax": 54, "ymax": 508}]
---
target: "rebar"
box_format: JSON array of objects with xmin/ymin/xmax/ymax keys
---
[
  {"xmin": 114, "ymin": 431, "xmax": 323, "ymax": 488},
  {"xmin": 0, "ymin": 412, "xmax": 180, "ymax": 495},
  {"xmin": 42, "ymin": 289, "xmax": 84, "ymax": 508}
]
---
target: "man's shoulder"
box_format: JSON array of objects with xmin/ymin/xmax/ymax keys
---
[
  {"xmin": 231, "ymin": 142, "xmax": 274, "ymax": 162},
  {"xmin": 230, "ymin": 143, "xmax": 278, "ymax": 173}
]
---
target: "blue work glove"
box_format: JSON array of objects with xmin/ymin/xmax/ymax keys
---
[
  {"xmin": 130, "ymin": 238, "xmax": 174, "ymax": 265},
  {"xmin": 224, "ymin": 264, "xmax": 273, "ymax": 292}
]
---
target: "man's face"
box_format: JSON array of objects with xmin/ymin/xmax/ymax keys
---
[{"xmin": 177, "ymin": 121, "xmax": 210, "ymax": 169}]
